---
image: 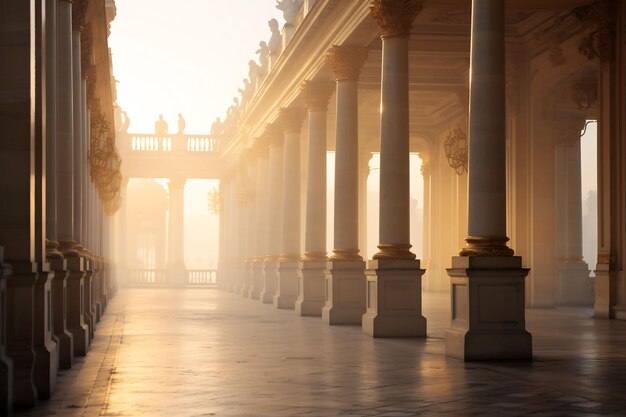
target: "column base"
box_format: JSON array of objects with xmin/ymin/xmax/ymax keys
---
[
  {"xmin": 33, "ymin": 272, "xmax": 58, "ymax": 400},
  {"xmin": 83, "ymin": 268, "xmax": 95, "ymax": 341},
  {"xmin": 594, "ymin": 266, "xmax": 614, "ymax": 318},
  {"xmin": 322, "ymin": 260, "xmax": 366, "ymax": 325},
  {"xmin": 362, "ymin": 259, "xmax": 426, "ymax": 337},
  {"xmin": 274, "ymin": 262, "xmax": 298, "ymax": 310},
  {"xmin": 295, "ymin": 261, "xmax": 326, "ymax": 317},
  {"xmin": 260, "ymin": 261, "xmax": 278, "ymax": 304},
  {"xmin": 248, "ymin": 261, "xmax": 263, "ymax": 300},
  {"xmin": 6, "ymin": 270, "xmax": 38, "ymax": 407},
  {"xmin": 558, "ymin": 261, "xmax": 591, "ymax": 306},
  {"xmin": 66, "ymin": 258, "xmax": 89, "ymax": 357},
  {"xmin": 49, "ymin": 259, "xmax": 73, "ymax": 370},
  {"xmin": 445, "ymin": 256, "xmax": 533, "ymax": 361}
]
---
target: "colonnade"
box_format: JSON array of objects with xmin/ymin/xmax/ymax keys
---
[
  {"xmin": 218, "ymin": 0, "xmax": 532, "ymax": 359},
  {"xmin": 0, "ymin": 0, "xmax": 118, "ymax": 411}
]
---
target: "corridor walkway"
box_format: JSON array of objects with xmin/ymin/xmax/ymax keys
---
[{"xmin": 17, "ymin": 288, "xmax": 626, "ymax": 417}]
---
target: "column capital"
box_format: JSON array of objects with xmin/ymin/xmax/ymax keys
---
[
  {"xmin": 301, "ymin": 80, "xmax": 334, "ymax": 112},
  {"xmin": 168, "ymin": 178, "xmax": 187, "ymax": 191},
  {"xmin": 72, "ymin": 0, "xmax": 89, "ymax": 31},
  {"xmin": 370, "ymin": 0, "xmax": 423, "ymax": 39},
  {"xmin": 326, "ymin": 46, "xmax": 369, "ymax": 81},
  {"xmin": 263, "ymin": 123, "xmax": 284, "ymax": 145},
  {"xmin": 278, "ymin": 107, "xmax": 306, "ymax": 134}
]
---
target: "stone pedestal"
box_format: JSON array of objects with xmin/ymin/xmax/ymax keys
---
[
  {"xmin": 445, "ymin": 256, "xmax": 532, "ymax": 361},
  {"xmin": 295, "ymin": 261, "xmax": 326, "ymax": 317},
  {"xmin": 559, "ymin": 261, "xmax": 591, "ymax": 306},
  {"xmin": 0, "ymin": 255, "xmax": 12, "ymax": 413},
  {"xmin": 274, "ymin": 261, "xmax": 298, "ymax": 309},
  {"xmin": 83, "ymin": 264, "xmax": 95, "ymax": 341},
  {"xmin": 322, "ymin": 260, "xmax": 366, "ymax": 325},
  {"xmin": 65, "ymin": 257, "xmax": 88, "ymax": 356},
  {"xmin": 49, "ymin": 258, "xmax": 73, "ymax": 370},
  {"xmin": 261, "ymin": 260, "xmax": 279, "ymax": 304},
  {"xmin": 249, "ymin": 260, "xmax": 263, "ymax": 300},
  {"xmin": 241, "ymin": 260, "xmax": 254, "ymax": 297},
  {"xmin": 32, "ymin": 272, "xmax": 58, "ymax": 400},
  {"xmin": 5, "ymin": 271, "xmax": 38, "ymax": 407},
  {"xmin": 363, "ymin": 259, "xmax": 426, "ymax": 337}
]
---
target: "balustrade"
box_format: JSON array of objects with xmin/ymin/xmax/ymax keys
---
[{"xmin": 127, "ymin": 134, "xmax": 218, "ymax": 153}]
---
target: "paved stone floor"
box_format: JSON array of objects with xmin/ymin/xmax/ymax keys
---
[{"xmin": 16, "ymin": 288, "xmax": 626, "ymax": 417}]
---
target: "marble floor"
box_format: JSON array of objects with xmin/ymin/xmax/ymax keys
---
[{"xmin": 16, "ymin": 287, "xmax": 626, "ymax": 417}]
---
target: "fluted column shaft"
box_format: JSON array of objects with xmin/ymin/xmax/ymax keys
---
[
  {"xmin": 255, "ymin": 149, "xmax": 270, "ymax": 259},
  {"xmin": 302, "ymin": 81, "xmax": 333, "ymax": 260},
  {"xmin": 56, "ymin": 0, "xmax": 76, "ymax": 253},
  {"xmin": 279, "ymin": 108, "xmax": 305, "ymax": 260},
  {"xmin": 72, "ymin": 27, "xmax": 83, "ymax": 248},
  {"xmin": 461, "ymin": 0, "xmax": 513, "ymax": 256},
  {"xmin": 46, "ymin": 0, "xmax": 59, "ymax": 246},
  {"xmin": 267, "ymin": 134, "xmax": 284, "ymax": 259}
]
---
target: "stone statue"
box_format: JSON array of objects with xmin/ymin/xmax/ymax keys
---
[
  {"xmin": 276, "ymin": 0, "xmax": 302, "ymax": 25},
  {"xmin": 211, "ymin": 117, "xmax": 223, "ymax": 138},
  {"xmin": 268, "ymin": 18, "xmax": 282, "ymax": 55},
  {"xmin": 248, "ymin": 60, "xmax": 261, "ymax": 89},
  {"xmin": 121, "ymin": 110, "xmax": 130, "ymax": 133},
  {"xmin": 177, "ymin": 113, "xmax": 186, "ymax": 134},
  {"xmin": 154, "ymin": 114, "xmax": 168, "ymax": 136},
  {"xmin": 238, "ymin": 78, "xmax": 253, "ymax": 109},
  {"xmin": 256, "ymin": 41, "xmax": 270, "ymax": 74}
]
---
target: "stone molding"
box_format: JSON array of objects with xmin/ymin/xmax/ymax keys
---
[
  {"xmin": 326, "ymin": 46, "xmax": 369, "ymax": 81},
  {"xmin": 370, "ymin": 0, "xmax": 423, "ymax": 38}
]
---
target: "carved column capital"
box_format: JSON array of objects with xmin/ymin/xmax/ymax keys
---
[
  {"xmin": 326, "ymin": 46, "xmax": 369, "ymax": 81},
  {"xmin": 278, "ymin": 107, "xmax": 306, "ymax": 134},
  {"xmin": 301, "ymin": 80, "xmax": 334, "ymax": 112},
  {"xmin": 370, "ymin": 0, "xmax": 423, "ymax": 38},
  {"xmin": 72, "ymin": 0, "xmax": 89, "ymax": 31}
]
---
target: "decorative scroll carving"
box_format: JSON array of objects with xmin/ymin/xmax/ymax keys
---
[
  {"xmin": 370, "ymin": 0, "xmax": 423, "ymax": 38},
  {"xmin": 570, "ymin": 77, "xmax": 599, "ymax": 111},
  {"xmin": 326, "ymin": 46, "xmax": 369, "ymax": 81},
  {"xmin": 278, "ymin": 107, "xmax": 306, "ymax": 134},
  {"xmin": 301, "ymin": 80, "xmax": 334, "ymax": 112},
  {"xmin": 443, "ymin": 127, "xmax": 467, "ymax": 175},
  {"xmin": 572, "ymin": 1, "xmax": 617, "ymax": 63},
  {"xmin": 89, "ymin": 114, "xmax": 122, "ymax": 215}
]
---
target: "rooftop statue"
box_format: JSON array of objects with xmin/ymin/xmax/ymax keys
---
[
  {"xmin": 121, "ymin": 110, "xmax": 131, "ymax": 133},
  {"xmin": 276, "ymin": 0, "xmax": 302, "ymax": 25},
  {"xmin": 268, "ymin": 18, "xmax": 282, "ymax": 55},
  {"xmin": 238, "ymin": 78, "xmax": 253, "ymax": 109},
  {"xmin": 211, "ymin": 117, "xmax": 223, "ymax": 138},
  {"xmin": 177, "ymin": 113, "xmax": 186, "ymax": 134},
  {"xmin": 256, "ymin": 41, "xmax": 270, "ymax": 74},
  {"xmin": 248, "ymin": 60, "xmax": 261, "ymax": 88},
  {"xmin": 155, "ymin": 114, "xmax": 168, "ymax": 136}
]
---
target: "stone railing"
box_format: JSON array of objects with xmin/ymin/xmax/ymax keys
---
[
  {"xmin": 126, "ymin": 133, "xmax": 219, "ymax": 153},
  {"xmin": 126, "ymin": 268, "xmax": 217, "ymax": 287}
]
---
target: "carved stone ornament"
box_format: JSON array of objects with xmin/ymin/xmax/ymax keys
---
[
  {"xmin": 278, "ymin": 107, "xmax": 306, "ymax": 134},
  {"xmin": 370, "ymin": 0, "xmax": 423, "ymax": 38},
  {"xmin": 571, "ymin": 77, "xmax": 598, "ymax": 112},
  {"xmin": 89, "ymin": 113, "xmax": 123, "ymax": 215},
  {"xmin": 552, "ymin": 115, "xmax": 586, "ymax": 146},
  {"xmin": 72, "ymin": 0, "xmax": 89, "ymax": 31},
  {"xmin": 443, "ymin": 126, "xmax": 468, "ymax": 175},
  {"xmin": 572, "ymin": 1, "xmax": 617, "ymax": 63},
  {"xmin": 326, "ymin": 46, "xmax": 369, "ymax": 81},
  {"xmin": 301, "ymin": 80, "xmax": 334, "ymax": 112}
]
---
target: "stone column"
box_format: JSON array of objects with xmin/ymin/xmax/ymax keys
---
[
  {"xmin": 296, "ymin": 81, "xmax": 333, "ymax": 316},
  {"xmin": 0, "ymin": 0, "xmax": 43, "ymax": 405},
  {"xmin": 445, "ymin": 0, "xmax": 532, "ymax": 360},
  {"xmin": 261, "ymin": 125, "xmax": 284, "ymax": 304},
  {"xmin": 167, "ymin": 178, "xmax": 186, "ymax": 286},
  {"xmin": 250, "ymin": 144, "xmax": 269, "ymax": 300},
  {"xmin": 322, "ymin": 46, "xmax": 369, "ymax": 325},
  {"xmin": 362, "ymin": 0, "xmax": 426, "ymax": 337},
  {"xmin": 275, "ymin": 108, "xmax": 306, "ymax": 309},
  {"xmin": 555, "ymin": 117, "xmax": 591, "ymax": 306},
  {"xmin": 117, "ymin": 177, "xmax": 129, "ymax": 285},
  {"xmin": 56, "ymin": 0, "xmax": 89, "ymax": 357},
  {"xmin": 72, "ymin": 11, "xmax": 84, "ymax": 254},
  {"xmin": 242, "ymin": 152, "xmax": 258, "ymax": 297},
  {"xmin": 0, "ymin": 248, "xmax": 11, "ymax": 412}
]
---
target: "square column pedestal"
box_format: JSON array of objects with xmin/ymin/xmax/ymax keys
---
[
  {"xmin": 260, "ymin": 261, "xmax": 279, "ymax": 304},
  {"xmin": 322, "ymin": 260, "xmax": 366, "ymax": 325},
  {"xmin": 363, "ymin": 260, "xmax": 426, "ymax": 337},
  {"xmin": 248, "ymin": 261, "xmax": 263, "ymax": 300},
  {"xmin": 66, "ymin": 257, "xmax": 89, "ymax": 356},
  {"xmin": 274, "ymin": 261, "xmax": 298, "ymax": 310},
  {"xmin": 49, "ymin": 258, "xmax": 73, "ymax": 370},
  {"xmin": 295, "ymin": 261, "xmax": 326, "ymax": 317},
  {"xmin": 558, "ymin": 261, "xmax": 591, "ymax": 306},
  {"xmin": 445, "ymin": 256, "xmax": 532, "ymax": 361}
]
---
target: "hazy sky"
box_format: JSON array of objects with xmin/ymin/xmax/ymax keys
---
[{"xmin": 109, "ymin": 0, "xmax": 283, "ymax": 134}]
